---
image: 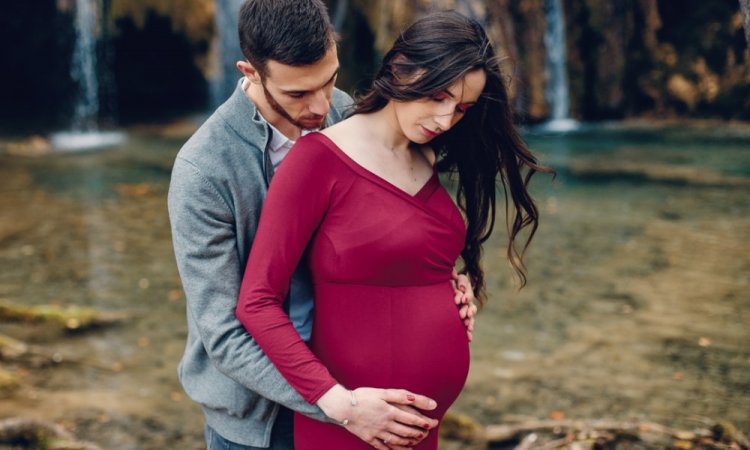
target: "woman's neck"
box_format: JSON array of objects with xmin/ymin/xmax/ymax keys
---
[{"xmin": 356, "ymin": 103, "xmax": 411, "ymax": 155}]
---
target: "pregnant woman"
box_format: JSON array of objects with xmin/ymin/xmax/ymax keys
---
[{"xmin": 237, "ymin": 11, "xmax": 549, "ymax": 450}]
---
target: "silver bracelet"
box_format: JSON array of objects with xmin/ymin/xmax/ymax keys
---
[{"xmin": 339, "ymin": 390, "xmax": 358, "ymax": 426}]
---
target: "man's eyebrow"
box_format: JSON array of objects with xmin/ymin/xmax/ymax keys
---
[{"xmin": 282, "ymin": 68, "xmax": 340, "ymax": 96}]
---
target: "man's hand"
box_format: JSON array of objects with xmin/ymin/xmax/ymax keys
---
[
  {"xmin": 451, "ymin": 270, "xmax": 478, "ymax": 342},
  {"xmin": 317, "ymin": 384, "xmax": 438, "ymax": 449}
]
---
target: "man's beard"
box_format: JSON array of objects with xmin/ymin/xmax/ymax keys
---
[{"xmin": 262, "ymin": 83, "xmax": 326, "ymax": 130}]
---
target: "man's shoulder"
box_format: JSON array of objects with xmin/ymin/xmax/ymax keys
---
[
  {"xmin": 330, "ymin": 87, "xmax": 354, "ymax": 118},
  {"xmin": 175, "ymin": 112, "xmax": 265, "ymax": 177}
]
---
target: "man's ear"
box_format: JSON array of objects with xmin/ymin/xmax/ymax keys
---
[{"xmin": 237, "ymin": 60, "xmax": 262, "ymax": 84}]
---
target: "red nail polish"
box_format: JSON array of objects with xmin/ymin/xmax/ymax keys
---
[
  {"xmin": 407, "ymin": 394, "xmax": 415, "ymax": 402},
  {"xmin": 423, "ymin": 423, "xmax": 430, "ymax": 429}
]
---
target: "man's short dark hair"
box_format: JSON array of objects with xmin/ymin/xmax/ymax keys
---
[{"xmin": 238, "ymin": 0, "xmax": 335, "ymax": 78}]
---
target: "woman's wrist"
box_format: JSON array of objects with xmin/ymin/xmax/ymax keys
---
[{"xmin": 316, "ymin": 384, "xmax": 357, "ymax": 425}]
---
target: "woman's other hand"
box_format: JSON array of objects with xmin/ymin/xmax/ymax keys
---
[{"xmin": 451, "ymin": 270, "xmax": 477, "ymax": 342}]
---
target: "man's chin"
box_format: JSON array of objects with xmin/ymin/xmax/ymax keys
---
[{"xmin": 299, "ymin": 118, "xmax": 325, "ymax": 130}]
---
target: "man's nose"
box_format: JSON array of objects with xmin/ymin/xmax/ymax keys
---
[{"xmin": 308, "ymin": 90, "xmax": 330, "ymax": 116}]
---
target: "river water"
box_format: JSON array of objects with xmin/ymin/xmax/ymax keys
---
[{"xmin": 0, "ymin": 121, "xmax": 748, "ymax": 449}]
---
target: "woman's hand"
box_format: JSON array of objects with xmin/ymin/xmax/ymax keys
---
[
  {"xmin": 317, "ymin": 384, "xmax": 438, "ymax": 449},
  {"xmin": 452, "ymin": 270, "xmax": 478, "ymax": 342}
]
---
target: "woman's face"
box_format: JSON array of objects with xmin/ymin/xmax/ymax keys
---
[{"xmin": 393, "ymin": 68, "xmax": 487, "ymax": 144}]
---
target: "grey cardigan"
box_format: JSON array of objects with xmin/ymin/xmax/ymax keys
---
[{"xmin": 168, "ymin": 80, "xmax": 352, "ymax": 447}]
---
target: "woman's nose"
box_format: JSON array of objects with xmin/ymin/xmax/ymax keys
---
[{"xmin": 433, "ymin": 112, "xmax": 452, "ymax": 131}]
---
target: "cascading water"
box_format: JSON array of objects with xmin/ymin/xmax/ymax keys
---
[
  {"xmin": 51, "ymin": 0, "xmax": 124, "ymax": 151},
  {"xmin": 211, "ymin": 0, "xmax": 245, "ymax": 107},
  {"xmin": 542, "ymin": 0, "xmax": 578, "ymax": 131},
  {"xmin": 70, "ymin": 0, "xmax": 99, "ymax": 131}
]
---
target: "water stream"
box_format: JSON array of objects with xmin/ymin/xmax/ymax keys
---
[
  {"xmin": 71, "ymin": 0, "xmax": 99, "ymax": 132},
  {"xmin": 542, "ymin": 0, "xmax": 578, "ymax": 131},
  {"xmin": 51, "ymin": 0, "xmax": 125, "ymax": 152},
  {"xmin": 210, "ymin": 0, "xmax": 245, "ymax": 108}
]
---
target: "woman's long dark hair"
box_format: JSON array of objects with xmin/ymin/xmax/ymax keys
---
[{"xmin": 352, "ymin": 11, "xmax": 553, "ymax": 304}]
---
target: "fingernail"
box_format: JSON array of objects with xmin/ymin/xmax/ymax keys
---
[
  {"xmin": 423, "ymin": 423, "xmax": 430, "ymax": 429},
  {"xmin": 459, "ymin": 285, "xmax": 466, "ymax": 292},
  {"xmin": 407, "ymin": 394, "xmax": 415, "ymax": 402}
]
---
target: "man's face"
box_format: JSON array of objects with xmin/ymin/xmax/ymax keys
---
[{"xmin": 260, "ymin": 46, "xmax": 339, "ymax": 130}]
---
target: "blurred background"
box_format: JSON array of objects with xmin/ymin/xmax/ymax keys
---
[
  {"xmin": 1, "ymin": 0, "xmax": 749, "ymax": 134},
  {"xmin": 0, "ymin": 1, "xmax": 748, "ymax": 449}
]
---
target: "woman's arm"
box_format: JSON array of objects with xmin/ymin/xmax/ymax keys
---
[{"xmin": 236, "ymin": 137, "xmax": 337, "ymax": 403}]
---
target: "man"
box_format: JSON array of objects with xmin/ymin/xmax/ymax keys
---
[{"xmin": 168, "ymin": 1, "xmax": 477, "ymax": 449}]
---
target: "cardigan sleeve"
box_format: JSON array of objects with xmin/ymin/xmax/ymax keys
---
[
  {"xmin": 236, "ymin": 134, "xmax": 340, "ymax": 405},
  {"xmin": 168, "ymin": 155, "xmax": 328, "ymax": 419}
]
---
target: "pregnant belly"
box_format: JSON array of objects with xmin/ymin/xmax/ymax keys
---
[{"xmin": 310, "ymin": 282, "xmax": 470, "ymax": 417}]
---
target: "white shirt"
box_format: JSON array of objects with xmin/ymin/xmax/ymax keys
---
[{"xmin": 264, "ymin": 120, "xmax": 315, "ymax": 170}]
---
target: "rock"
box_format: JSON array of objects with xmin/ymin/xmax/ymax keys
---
[
  {"xmin": 666, "ymin": 74, "xmax": 699, "ymax": 110},
  {"xmin": 0, "ymin": 368, "xmax": 20, "ymax": 395},
  {"xmin": 440, "ymin": 412, "xmax": 485, "ymax": 442},
  {"xmin": 0, "ymin": 136, "xmax": 53, "ymax": 157},
  {"xmin": 0, "ymin": 417, "xmax": 104, "ymax": 450},
  {"xmin": 0, "ymin": 301, "xmax": 130, "ymax": 333}
]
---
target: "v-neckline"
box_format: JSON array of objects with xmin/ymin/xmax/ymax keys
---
[{"xmin": 310, "ymin": 132, "xmax": 439, "ymax": 202}]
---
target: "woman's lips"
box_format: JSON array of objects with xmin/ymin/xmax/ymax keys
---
[{"xmin": 421, "ymin": 126, "xmax": 439, "ymax": 138}]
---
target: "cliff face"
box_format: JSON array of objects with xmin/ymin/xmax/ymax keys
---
[
  {"xmin": 1, "ymin": 0, "xmax": 747, "ymax": 131},
  {"xmin": 341, "ymin": 0, "xmax": 750, "ymax": 121}
]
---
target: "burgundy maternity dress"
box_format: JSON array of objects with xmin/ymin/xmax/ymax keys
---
[{"xmin": 237, "ymin": 132, "xmax": 470, "ymax": 449}]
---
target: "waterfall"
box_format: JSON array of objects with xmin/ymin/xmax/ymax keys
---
[
  {"xmin": 542, "ymin": 0, "xmax": 577, "ymax": 131},
  {"xmin": 211, "ymin": 0, "xmax": 245, "ymax": 107},
  {"xmin": 331, "ymin": 0, "xmax": 349, "ymax": 32},
  {"xmin": 52, "ymin": 0, "xmax": 125, "ymax": 151},
  {"xmin": 71, "ymin": 0, "xmax": 99, "ymax": 131}
]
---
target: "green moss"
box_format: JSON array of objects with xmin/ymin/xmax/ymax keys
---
[{"xmin": 0, "ymin": 301, "xmax": 128, "ymax": 332}]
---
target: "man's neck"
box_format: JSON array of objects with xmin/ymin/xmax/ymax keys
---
[{"xmin": 243, "ymin": 80, "xmax": 301, "ymax": 140}]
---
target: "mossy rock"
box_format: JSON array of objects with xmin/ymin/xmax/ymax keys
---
[
  {"xmin": 0, "ymin": 301, "xmax": 128, "ymax": 333},
  {"xmin": 440, "ymin": 411, "xmax": 485, "ymax": 442},
  {"xmin": 0, "ymin": 367, "xmax": 20, "ymax": 395}
]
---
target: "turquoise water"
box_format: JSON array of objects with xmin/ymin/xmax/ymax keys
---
[{"xmin": 0, "ymin": 122, "xmax": 748, "ymax": 448}]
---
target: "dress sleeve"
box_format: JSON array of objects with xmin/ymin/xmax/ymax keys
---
[{"xmin": 236, "ymin": 134, "xmax": 340, "ymax": 405}]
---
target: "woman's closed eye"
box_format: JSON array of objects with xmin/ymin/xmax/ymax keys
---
[
  {"xmin": 431, "ymin": 93, "xmax": 449, "ymax": 102},
  {"xmin": 456, "ymin": 103, "xmax": 474, "ymax": 113}
]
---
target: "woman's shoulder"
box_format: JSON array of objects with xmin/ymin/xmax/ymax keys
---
[
  {"xmin": 283, "ymin": 132, "xmax": 353, "ymax": 176},
  {"xmin": 319, "ymin": 115, "xmax": 356, "ymax": 144},
  {"xmin": 290, "ymin": 132, "xmax": 339, "ymax": 161}
]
